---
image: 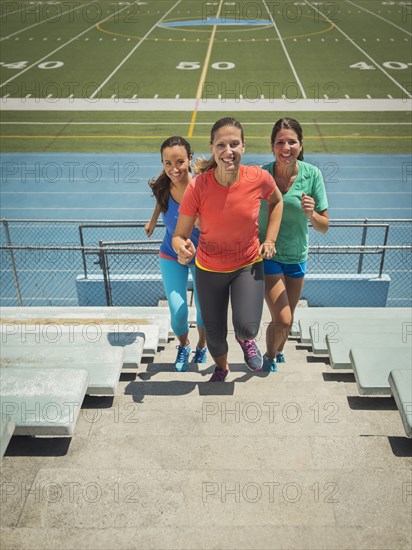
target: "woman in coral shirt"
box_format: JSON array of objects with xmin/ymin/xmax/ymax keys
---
[{"xmin": 172, "ymin": 117, "xmax": 283, "ymax": 382}]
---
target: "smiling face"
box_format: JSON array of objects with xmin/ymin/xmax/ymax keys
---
[
  {"xmin": 161, "ymin": 145, "xmax": 192, "ymax": 185},
  {"xmin": 272, "ymin": 128, "xmax": 303, "ymax": 167},
  {"xmin": 210, "ymin": 125, "xmax": 245, "ymax": 179}
]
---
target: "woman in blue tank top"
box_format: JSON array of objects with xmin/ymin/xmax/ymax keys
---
[{"xmin": 145, "ymin": 137, "xmax": 207, "ymax": 372}]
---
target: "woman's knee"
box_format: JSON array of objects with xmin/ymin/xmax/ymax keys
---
[
  {"xmin": 207, "ymin": 339, "xmax": 228, "ymax": 358},
  {"xmin": 170, "ymin": 304, "xmax": 189, "ymax": 335},
  {"xmin": 268, "ymin": 313, "xmax": 292, "ymax": 334},
  {"xmin": 235, "ymin": 321, "xmax": 260, "ymax": 341}
]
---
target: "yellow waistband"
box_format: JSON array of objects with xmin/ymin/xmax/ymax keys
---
[{"xmin": 195, "ymin": 256, "xmax": 263, "ymax": 273}]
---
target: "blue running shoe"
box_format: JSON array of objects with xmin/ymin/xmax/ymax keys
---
[
  {"xmin": 193, "ymin": 346, "xmax": 207, "ymax": 363},
  {"xmin": 174, "ymin": 344, "xmax": 191, "ymax": 372},
  {"xmin": 236, "ymin": 337, "xmax": 263, "ymax": 371},
  {"xmin": 276, "ymin": 352, "xmax": 285, "ymax": 363},
  {"xmin": 263, "ymin": 354, "xmax": 277, "ymax": 372}
]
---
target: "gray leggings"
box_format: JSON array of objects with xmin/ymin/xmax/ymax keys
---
[{"xmin": 195, "ymin": 262, "xmax": 264, "ymax": 358}]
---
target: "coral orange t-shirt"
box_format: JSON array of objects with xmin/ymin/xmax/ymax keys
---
[{"xmin": 179, "ymin": 165, "xmax": 276, "ymax": 272}]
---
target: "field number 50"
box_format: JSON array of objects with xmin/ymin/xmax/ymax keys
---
[{"xmin": 176, "ymin": 61, "xmax": 235, "ymax": 70}]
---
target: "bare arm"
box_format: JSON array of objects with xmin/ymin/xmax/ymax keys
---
[
  {"xmin": 259, "ymin": 185, "xmax": 283, "ymax": 258},
  {"xmin": 302, "ymin": 193, "xmax": 329, "ymax": 234},
  {"xmin": 145, "ymin": 202, "xmax": 162, "ymax": 237},
  {"xmin": 172, "ymin": 214, "xmax": 197, "ymax": 264}
]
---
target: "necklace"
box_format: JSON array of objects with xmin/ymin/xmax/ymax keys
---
[{"xmin": 275, "ymin": 162, "xmax": 298, "ymax": 194}]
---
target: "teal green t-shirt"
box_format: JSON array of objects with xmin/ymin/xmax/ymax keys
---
[{"xmin": 258, "ymin": 160, "xmax": 328, "ymax": 264}]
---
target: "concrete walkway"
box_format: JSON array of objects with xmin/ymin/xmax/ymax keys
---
[{"xmin": 1, "ymin": 304, "xmax": 411, "ymax": 550}]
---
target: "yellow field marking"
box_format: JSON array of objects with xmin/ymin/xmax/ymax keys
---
[
  {"xmin": 1, "ymin": 135, "xmax": 411, "ymax": 140},
  {"xmin": 188, "ymin": 0, "xmax": 224, "ymax": 138}
]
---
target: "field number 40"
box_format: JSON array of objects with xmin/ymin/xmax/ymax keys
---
[
  {"xmin": 350, "ymin": 61, "xmax": 411, "ymax": 70},
  {"xmin": 176, "ymin": 61, "xmax": 235, "ymax": 70}
]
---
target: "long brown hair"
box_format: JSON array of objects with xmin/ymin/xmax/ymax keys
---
[
  {"xmin": 194, "ymin": 117, "xmax": 244, "ymax": 174},
  {"xmin": 148, "ymin": 136, "xmax": 192, "ymax": 212},
  {"xmin": 270, "ymin": 117, "xmax": 304, "ymax": 160}
]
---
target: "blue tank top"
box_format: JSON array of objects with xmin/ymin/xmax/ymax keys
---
[{"xmin": 160, "ymin": 194, "xmax": 200, "ymax": 263}]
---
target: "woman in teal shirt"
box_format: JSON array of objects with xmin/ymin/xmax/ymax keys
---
[{"xmin": 258, "ymin": 117, "xmax": 329, "ymax": 372}]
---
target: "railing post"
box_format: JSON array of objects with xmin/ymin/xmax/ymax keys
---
[
  {"xmin": 379, "ymin": 225, "xmax": 390, "ymax": 277},
  {"xmin": 357, "ymin": 218, "xmax": 368, "ymax": 273},
  {"xmin": 78, "ymin": 225, "xmax": 88, "ymax": 278},
  {"xmin": 3, "ymin": 220, "xmax": 23, "ymax": 306},
  {"xmin": 98, "ymin": 241, "xmax": 113, "ymax": 306}
]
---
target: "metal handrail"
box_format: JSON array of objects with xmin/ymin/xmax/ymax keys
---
[
  {"xmin": 77, "ymin": 222, "xmax": 165, "ymax": 278},
  {"xmin": 2, "ymin": 221, "xmax": 22, "ymax": 306}
]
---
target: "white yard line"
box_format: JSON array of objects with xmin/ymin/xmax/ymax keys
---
[
  {"xmin": 262, "ymin": 0, "xmax": 307, "ymax": 99},
  {"xmin": 1, "ymin": 98, "xmax": 411, "ymax": 111},
  {"xmin": 1, "ymin": 1, "xmax": 93, "ymax": 41},
  {"xmin": 89, "ymin": 0, "xmax": 182, "ymax": 99},
  {"xmin": 0, "ymin": 2, "xmax": 135, "ymax": 89},
  {"xmin": 346, "ymin": 0, "xmax": 412, "ymax": 36},
  {"xmin": 304, "ymin": 0, "xmax": 412, "ymax": 99}
]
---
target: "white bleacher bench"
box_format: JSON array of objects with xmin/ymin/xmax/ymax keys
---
[
  {"xmin": 388, "ymin": 369, "xmax": 412, "ymax": 438},
  {"xmin": 292, "ymin": 307, "xmax": 407, "ymax": 340},
  {"xmin": 1, "ymin": 342, "xmax": 125, "ymax": 396},
  {"xmin": 309, "ymin": 317, "xmax": 410, "ymax": 355},
  {"xmin": 349, "ymin": 347, "xmax": 412, "ymax": 395},
  {"xmin": 298, "ymin": 309, "xmax": 408, "ymax": 345},
  {"xmin": 0, "ymin": 413, "xmax": 15, "ymax": 458},
  {"xmin": 0, "ymin": 306, "xmax": 171, "ymax": 343},
  {"xmin": 0, "ymin": 367, "xmax": 89, "ymax": 436},
  {"xmin": 327, "ymin": 332, "xmax": 411, "ymax": 369}
]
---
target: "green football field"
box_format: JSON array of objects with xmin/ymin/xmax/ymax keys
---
[{"xmin": 1, "ymin": 0, "xmax": 411, "ymax": 153}]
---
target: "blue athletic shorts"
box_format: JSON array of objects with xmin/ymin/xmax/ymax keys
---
[{"xmin": 263, "ymin": 259, "xmax": 307, "ymax": 278}]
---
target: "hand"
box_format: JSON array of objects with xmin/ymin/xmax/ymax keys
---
[
  {"xmin": 177, "ymin": 238, "xmax": 196, "ymax": 265},
  {"xmin": 144, "ymin": 221, "xmax": 155, "ymax": 237},
  {"xmin": 301, "ymin": 192, "xmax": 316, "ymax": 220},
  {"xmin": 259, "ymin": 241, "xmax": 276, "ymax": 259}
]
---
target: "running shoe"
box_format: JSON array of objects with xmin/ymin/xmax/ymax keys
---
[
  {"xmin": 276, "ymin": 352, "xmax": 285, "ymax": 363},
  {"xmin": 193, "ymin": 346, "xmax": 207, "ymax": 364},
  {"xmin": 236, "ymin": 337, "xmax": 263, "ymax": 371},
  {"xmin": 209, "ymin": 366, "xmax": 229, "ymax": 382},
  {"xmin": 263, "ymin": 354, "xmax": 277, "ymax": 372},
  {"xmin": 174, "ymin": 344, "xmax": 191, "ymax": 372}
]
